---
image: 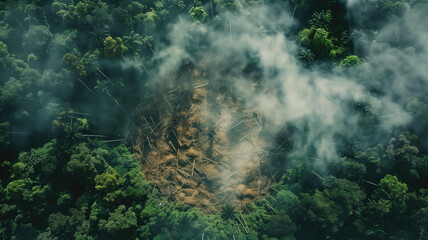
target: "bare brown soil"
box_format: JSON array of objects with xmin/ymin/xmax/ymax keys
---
[{"xmin": 134, "ymin": 67, "xmax": 273, "ymax": 213}]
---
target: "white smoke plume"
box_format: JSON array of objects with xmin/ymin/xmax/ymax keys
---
[{"xmin": 133, "ymin": 1, "xmax": 427, "ymax": 176}]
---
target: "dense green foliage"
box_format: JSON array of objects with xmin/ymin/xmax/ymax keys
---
[{"xmin": 0, "ymin": 0, "xmax": 427, "ymax": 239}]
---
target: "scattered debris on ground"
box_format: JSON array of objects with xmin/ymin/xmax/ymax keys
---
[{"xmin": 134, "ymin": 66, "xmax": 276, "ymax": 212}]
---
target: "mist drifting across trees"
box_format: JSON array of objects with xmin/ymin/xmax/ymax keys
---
[{"xmin": 0, "ymin": 0, "xmax": 427, "ymax": 239}]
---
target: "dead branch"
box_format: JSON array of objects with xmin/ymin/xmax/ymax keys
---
[
  {"xmin": 103, "ymin": 139, "xmax": 124, "ymax": 143},
  {"xmin": 219, "ymin": 171, "xmax": 238, "ymax": 183},
  {"xmin": 96, "ymin": 67, "xmax": 114, "ymax": 85},
  {"xmin": 78, "ymin": 78, "xmax": 97, "ymax": 97},
  {"xmin": 82, "ymin": 134, "xmax": 106, "ymax": 138},
  {"xmin": 311, "ymin": 170, "xmax": 324, "ymax": 180},
  {"xmin": 192, "ymin": 159, "xmax": 196, "ymax": 176},
  {"xmin": 363, "ymin": 179, "xmax": 378, "ymax": 187},
  {"xmin": 236, "ymin": 215, "xmax": 248, "ymax": 234},
  {"xmin": 239, "ymin": 211, "xmax": 249, "ymax": 230},
  {"xmin": 265, "ymin": 201, "xmax": 277, "ymax": 214}
]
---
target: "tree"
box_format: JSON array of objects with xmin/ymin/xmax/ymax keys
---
[
  {"xmin": 339, "ymin": 55, "xmax": 364, "ymax": 67},
  {"xmin": 14, "ymin": 140, "xmax": 58, "ymax": 180},
  {"xmin": 384, "ymin": 132, "xmax": 422, "ymax": 180},
  {"xmin": 52, "ymin": 1, "xmax": 75, "ymax": 24},
  {"xmin": 19, "ymin": 67, "xmax": 41, "ymax": 92},
  {"xmin": 216, "ymin": 0, "xmax": 242, "ymax": 12},
  {"xmin": 0, "ymin": 41, "xmax": 10, "ymax": 68},
  {"xmin": 81, "ymin": 49, "xmax": 100, "ymax": 72},
  {"xmin": 297, "ymin": 27, "xmax": 335, "ymax": 58},
  {"xmin": 53, "ymin": 113, "xmax": 89, "ymax": 146},
  {"xmin": 312, "ymin": 27, "xmax": 334, "ymax": 57},
  {"xmin": 142, "ymin": 9, "xmax": 159, "ymax": 33},
  {"xmin": 295, "ymin": 191, "xmax": 343, "ymax": 238},
  {"xmin": 385, "ymin": 132, "xmax": 419, "ymax": 164},
  {"xmin": 272, "ymin": 190, "xmax": 299, "ymax": 213},
  {"xmin": 309, "ymin": 10, "xmax": 332, "ymax": 29},
  {"xmin": 88, "ymin": 24, "xmax": 110, "ymax": 49},
  {"xmin": 56, "ymin": 191, "xmax": 73, "ymax": 206},
  {"xmin": 27, "ymin": 53, "xmax": 38, "ymax": 67},
  {"xmin": 75, "ymin": 1, "xmax": 89, "ymax": 17},
  {"xmin": 364, "ymin": 174, "xmax": 410, "ymax": 238},
  {"xmin": 279, "ymin": 166, "xmax": 320, "ymax": 194},
  {"xmin": 254, "ymin": 25, "xmax": 267, "ymax": 38},
  {"xmin": 297, "ymin": 28, "xmax": 312, "ymax": 47},
  {"xmin": 0, "ymin": 78, "xmax": 22, "ymax": 106},
  {"xmin": 123, "ymin": 31, "xmax": 144, "ymax": 56},
  {"xmin": 5, "ymin": 178, "xmax": 51, "ymax": 215},
  {"xmin": 94, "ymin": 79, "xmax": 109, "ymax": 94},
  {"xmin": 220, "ymin": 204, "xmax": 235, "ymax": 220},
  {"xmin": 64, "ymin": 143, "xmax": 108, "ymax": 185},
  {"xmin": 103, "ymin": 36, "xmax": 128, "ymax": 58},
  {"xmin": 39, "ymin": 69, "xmax": 72, "ymax": 96},
  {"xmin": 47, "ymin": 30, "xmax": 77, "ymax": 57},
  {"xmin": 61, "ymin": 53, "xmax": 87, "ymax": 77},
  {"xmin": 98, "ymin": 205, "xmax": 137, "ymax": 237},
  {"xmin": 94, "ymin": 166, "xmax": 124, "ymax": 202},
  {"xmin": 0, "ymin": 122, "xmax": 10, "ymax": 146},
  {"xmin": 23, "ymin": 25, "xmax": 53, "ymax": 54},
  {"xmin": 108, "ymin": 144, "xmax": 139, "ymax": 173},
  {"xmin": 374, "ymin": 174, "xmax": 408, "ymax": 215},
  {"xmin": 324, "ymin": 179, "xmax": 365, "ymax": 218},
  {"xmin": 298, "ymin": 49, "xmax": 315, "ymax": 64},
  {"xmin": 48, "ymin": 208, "xmax": 89, "ymax": 239},
  {"xmin": 123, "ymin": 168, "xmax": 149, "ymax": 201},
  {"xmin": 189, "ymin": 5, "xmax": 206, "ymax": 23},
  {"xmin": 265, "ymin": 210, "xmax": 296, "ymax": 239},
  {"xmin": 342, "ymin": 159, "xmax": 367, "ymax": 180}
]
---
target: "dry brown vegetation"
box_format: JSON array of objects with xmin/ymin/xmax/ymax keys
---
[{"xmin": 133, "ymin": 66, "xmax": 275, "ymax": 213}]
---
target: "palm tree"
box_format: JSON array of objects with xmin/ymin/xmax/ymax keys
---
[
  {"xmin": 94, "ymin": 79, "xmax": 109, "ymax": 94},
  {"xmin": 255, "ymin": 25, "xmax": 267, "ymax": 38},
  {"xmin": 298, "ymin": 49, "xmax": 315, "ymax": 64},
  {"xmin": 220, "ymin": 204, "xmax": 236, "ymax": 220},
  {"xmin": 309, "ymin": 10, "xmax": 332, "ymax": 29}
]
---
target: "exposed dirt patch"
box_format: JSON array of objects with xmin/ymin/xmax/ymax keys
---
[{"xmin": 134, "ymin": 66, "xmax": 274, "ymax": 213}]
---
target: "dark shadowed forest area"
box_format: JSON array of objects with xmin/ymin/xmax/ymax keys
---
[{"xmin": 0, "ymin": 0, "xmax": 427, "ymax": 239}]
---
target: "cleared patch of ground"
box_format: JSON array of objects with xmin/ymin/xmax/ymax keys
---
[{"xmin": 134, "ymin": 66, "xmax": 277, "ymax": 213}]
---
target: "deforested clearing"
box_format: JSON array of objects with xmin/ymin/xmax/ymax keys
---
[{"xmin": 134, "ymin": 65, "xmax": 275, "ymax": 212}]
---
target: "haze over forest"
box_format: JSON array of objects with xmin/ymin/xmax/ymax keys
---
[{"xmin": 0, "ymin": 0, "xmax": 427, "ymax": 239}]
